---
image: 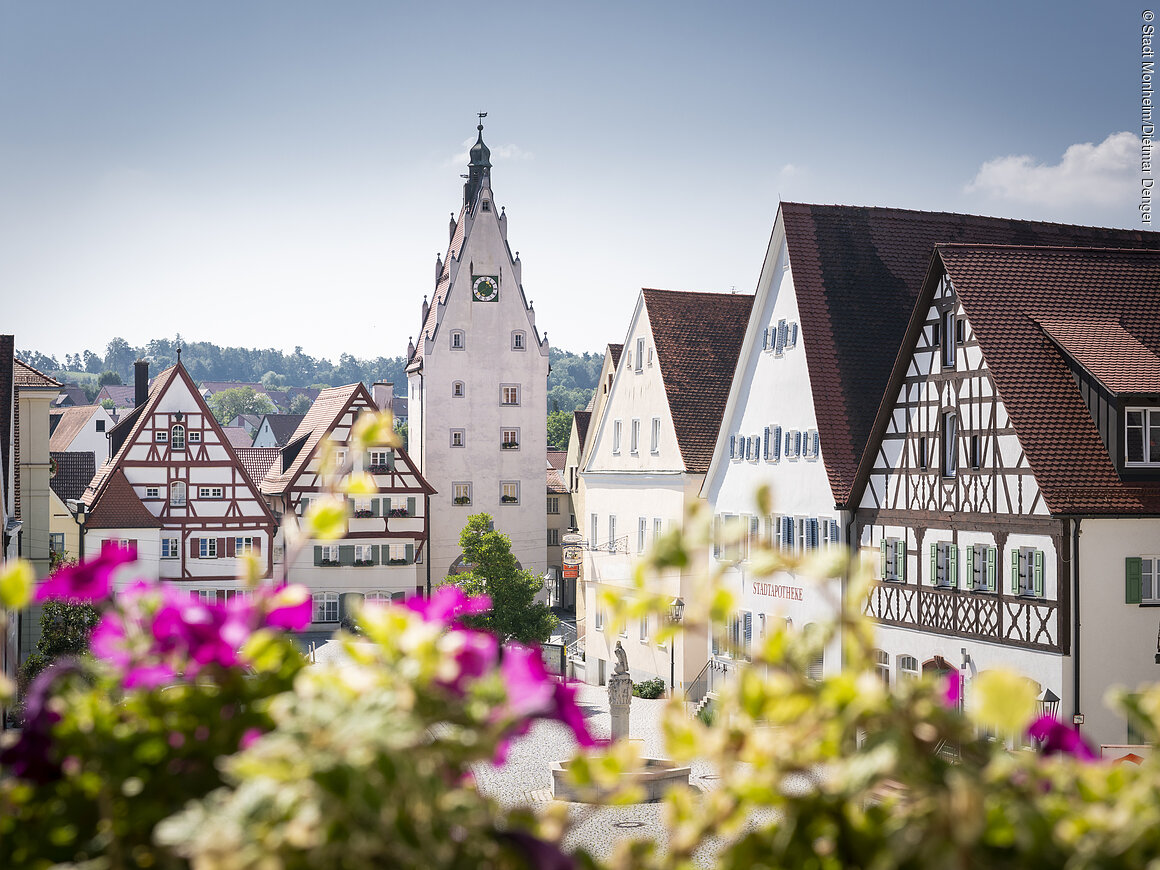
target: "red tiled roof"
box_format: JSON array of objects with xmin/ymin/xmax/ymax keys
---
[
  {"xmin": 608, "ymin": 343, "xmax": 623, "ymax": 368},
  {"xmin": 642, "ymin": 289, "xmax": 754, "ymax": 473},
  {"xmin": 780, "ymin": 202, "xmax": 1160, "ymax": 507},
  {"xmin": 235, "ymin": 447, "xmax": 281, "ymax": 485},
  {"xmin": 547, "ymin": 467, "xmax": 568, "ymax": 493},
  {"xmin": 13, "ymin": 358, "xmax": 61, "ymax": 389},
  {"xmin": 96, "ymin": 384, "xmax": 138, "ymax": 407},
  {"xmin": 86, "ymin": 468, "xmax": 161, "ymax": 529},
  {"xmin": 546, "ymin": 448, "xmax": 566, "ymax": 471},
  {"xmin": 935, "ymin": 244, "xmax": 1160, "ymax": 514},
  {"xmin": 573, "ymin": 410, "xmax": 591, "ymax": 453},
  {"xmin": 49, "ymin": 451, "xmax": 96, "ymax": 503},
  {"xmin": 48, "ymin": 404, "xmax": 99, "ymax": 452},
  {"xmin": 1037, "ymin": 318, "xmax": 1160, "ymax": 393},
  {"xmin": 220, "ymin": 426, "xmax": 253, "ymax": 449}
]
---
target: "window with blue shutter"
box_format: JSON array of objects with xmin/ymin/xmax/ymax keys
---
[
  {"xmin": 772, "ymin": 426, "xmax": 782, "ymax": 461},
  {"xmin": 808, "ymin": 518, "xmax": 819, "ymax": 550},
  {"xmin": 794, "ymin": 430, "xmax": 802, "ymax": 457},
  {"xmin": 729, "ymin": 434, "xmax": 736, "ymax": 459},
  {"xmin": 763, "ymin": 426, "xmax": 771, "ymax": 460},
  {"xmin": 788, "ymin": 322, "xmax": 798, "ymax": 348},
  {"xmin": 782, "ymin": 516, "xmax": 794, "ymax": 551},
  {"xmin": 775, "ymin": 319, "xmax": 787, "ymax": 354}
]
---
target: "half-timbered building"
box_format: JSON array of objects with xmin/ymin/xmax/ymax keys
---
[
  {"xmin": 261, "ymin": 383, "xmax": 434, "ymax": 630},
  {"xmin": 857, "ymin": 244, "xmax": 1160, "ymax": 747},
  {"xmin": 82, "ymin": 359, "xmax": 277, "ymax": 597}
]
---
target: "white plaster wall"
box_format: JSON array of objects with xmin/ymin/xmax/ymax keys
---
[{"xmin": 61, "ymin": 406, "xmax": 117, "ymax": 458}]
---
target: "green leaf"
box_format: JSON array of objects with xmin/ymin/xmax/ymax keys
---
[{"xmin": 0, "ymin": 559, "xmax": 33, "ymax": 610}]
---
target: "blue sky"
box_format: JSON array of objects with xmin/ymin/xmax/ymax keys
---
[{"xmin": 1, "ymin": 1, "xmax": 1147, "ymax": 364}]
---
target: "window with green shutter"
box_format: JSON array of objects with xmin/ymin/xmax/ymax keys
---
[
  {"xmin": 1033, "ymin": 550, "xmax": 1045, "ymax": 597},
  {"xmin": 1127, "ymin": 557, "xmax": 1144, "ymax": 605},
  {"xmin": 896, "ymin": 540, "xmax": 906, "ymax": 582},
  {"xmin": 986, "ymin": 546, "xmax": 997, "ymax": 592}
]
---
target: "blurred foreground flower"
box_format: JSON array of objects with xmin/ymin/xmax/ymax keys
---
[{"xmin": 34, "ymin": 545, "xmax": 134, "ymax": 603}]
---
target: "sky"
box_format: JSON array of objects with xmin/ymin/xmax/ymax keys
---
[{"xmin": 0, "ymin": 1, "xmax": 1149, "ymax": 365}]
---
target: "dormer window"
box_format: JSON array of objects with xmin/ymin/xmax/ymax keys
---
[
  {"xmin": 171, "ymin": 424, "xmax": 186, "ymax": 451},
  {"xmin": 450, "ymin": 330, "xmax": 465, "ymax": 350},
  {"xmin": 1126, "ymin": 407, "xmax": 1160, "ymax": 466}
]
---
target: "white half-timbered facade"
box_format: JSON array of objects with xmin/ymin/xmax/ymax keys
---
[
  {"xmin": 856, "ymin": 244, "xmax": 1160, "ymax": 748},
  {"xmin": 262, "ymin": 383, "xmax": 434, "ymax": 631},
  {"xmin": 82, "ymin": 360, "xmax": 277, "ymax": 595}
]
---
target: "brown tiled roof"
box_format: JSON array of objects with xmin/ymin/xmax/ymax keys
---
[
  {"xmin": 235, "ymin": 447, "xmax": 281, "ymax": 485},
  {"xmin": 48, "ymin": 404, "xmax": 100, "ymax": 451},
  {"xmin": 547, "ymin": 466, "xmax": 568, "ymax": 494},
  {"xmin": 408, "ymin": 204, "xmax": 469, "ymax": 372},
  {"xmin": 573, "ymin": 410, "xmax": 592, "ymax": 453},
  {"xmin": 642, "ymin": 289, "xmax": 754, "ymax": 473},
  {"xmin": 1037, "ymin": 318, "xmax": 1160, "ymax": 393},
  {"xmin": 220, "ymin": 426, "xmax": 253, "ymax": 449},
  {"xmin": 49, "ymin": 451, "xmax": 96, "ymax": 503},
  {"xmin": 96, "ymin": 384, "xmax": 138, "ymax": 408},
  {"xmin": 780, "ymin": 202, "xmax": 1160, "ymax": 507},
  {"xmin": 86, "ymin": 468, "xmax": 161, "ymax": 529},
  {"xmin": 608, "ymin": 343, "xmax": 623, "ymax": 368},
  {"xmin": 257, "ymin": 414, "xmax": 306, "ymax": 446},
  {"xmin": 546, "ymin": 448, "xmax": 566, "ymax": 471},
  {"xmin": 54, "ymin": 384, "xmax": 89, "ymax": 407},
  {"xmin": 13, "ymin": 358, "xmax": 61, "ymax": 389},
  {"xmin": 935, "ymin": 245, "xmax": 1160, "ymax": 514}
]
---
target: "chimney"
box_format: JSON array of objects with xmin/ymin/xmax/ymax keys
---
[
  {"xmin": 372, "ymin": 382, "xmax": 395, "ymax": 413},
  {"xmin": 134, "ymin": 360, "xmax": 149, "ymax": 408}
]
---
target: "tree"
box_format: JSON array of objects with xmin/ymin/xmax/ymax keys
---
[
  {"xmin": 394, "ymin": 418, "xmax": 408, "ymax": 451},
  {"xmin": 104, "ymin": 337, "xmax": 135, "ymax": 380},
  {"xmin": 547, "ymin": 410, "xmax": 573, "ymax": 450},
  {"xmin": 97, "ymin": 370, "xmax": 122, "ymax": 387},
  {"xmin": 100, "ymin": 398, "xmax": 115, "ymax": 410},
  {"xmin": 17, "ymin": 597, "xmax": 100, "ymax": 693},
  {"xmin": 289, "ymin": 393, "xmax": 312, "ymax": 415},
  {"xmin": 443, "ymin": 513, "xmax": 557, "ymax": 644},
  {"xmin": 208, "ymin": 387, "xmax": 276, "ymax": 424}
]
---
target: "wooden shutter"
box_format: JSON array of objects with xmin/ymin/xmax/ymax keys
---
[
  {"xmin": 773, "ymin": 426, "xmax": 781, "ymax": 461},
  {"xmin": 405, "ymin": 543, "xmax": 414, "ymax": 564},
  {"xmin": 763, "ymin": 427, "xmax": 770, "ymax": 460},
  {"xmin": 217, "ymin": 538, "xmax": 226, "ymax": 558},
  {"xmin": 371, "ymin": 544, "xmax": 380, "ymax": 566},
  {"xmin": 313, "ymin": 545, "xmax": 322, "ymax": 566},
  {"xmin": 986, "ymin": 547, "xmax": 997, "ymax": 592},
  {"xmin": 949, "ymin": 545, "xmax": 958, "ymax": 589},
  {"xmin": 372, "ymin": 498, "xmax": 380, "ymax": 517},
  {"xmin": 190, "ymin": 537, "xmax": 200, "ymax": 558},
  {"xmin": 1127, "ymin": 557, "xmax": 1143, "ymax": 604},
  {"xmin": 880, "ymin": 540, "xmax": 887, "ymax": 579},
  {"xmin": 1033, "ymin": 550, "xmax": 1044, "ymax": 597},
  {"xmin": 930, "ymin": 544, "xmax": 937, "ymax": 585},
  {"xmin": 896, "ymin": 540, "xmax": 906, "ymax": 582},
  {"xmin": 1011, "ymin": 550, "xmax": 1020, "ymax": 594},
  {"xmin": 965, "ymin": 545, "xmax": 973, "ymax": 589},
  {"xmin": 809, "ymin": 519, "xmax": 819, "ymax": 550},
  {"xmin": 789, "ymin": 322, "xmax": 798, "ymax": 348},
  {"xmin": 729, "ymin": 435, "xmax": 736, "ymax": 458},
  {"xmin": 812, "ymin": 431, "xmax": 820, "ymax": 457},
  {"xmin": 743, "ymin": 612, "xmax": 752, "ymax": 657},
  {"xmin": 226, "ymin": 537, "xmax": 236, "ymax": 557},
  {"xmin": 253, "ymin": 537, "xmax": 261, "ymax": 556},
  {"xmin": 794, "ymin": 431, "xmax": 802, "ymax": 457},
  {"xmin": 339, "ymin": 545, "xmax": 355, "ymax": 566},
  {"xmin": 407, "ymin": 497, "xmax": 416, "ymax": 516}
]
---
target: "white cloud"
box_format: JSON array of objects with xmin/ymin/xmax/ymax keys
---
[
  {"xmin": 965, "ymin": 131, "xmax": 1138, "ymax": 207},
  {"xmin": 779, "ymin": 163, "xmax": 800, "ymax": 178},
  {"xmin": 445, "ymin": 140, "xmax": 533, "ymax": 167}
]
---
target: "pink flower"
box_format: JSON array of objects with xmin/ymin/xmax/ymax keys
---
[
  {"xmin": 1029, "ymin": 716, "xmax": 1097, "ymax": 760},
  {"xmin": 264, "ymin": 585, "xmax": 312, "ymax": 630},
  {"xmin": 440, "ymin": 629, "xmax": 499, "ymax": 695},
  {"xmin": 943, "ymin": 671, "xmax": 962, "ymax": 708},
  {"xmin": 35, "ymin": 546, "xmax": 135, "ymax": 602},
  {"xmin": 239, "ymin": 727, "xmax": 263, "ymax": 750},
  {"xmin": 494, "ymin": 644, "xmax": 594, "ymax": 754},
  {"xmin": 123, "ymin": 662, "xmax": 176, "ymax": 690},
  {"xmin": 406, "ymin": 586, "xmax": 491, "ymax": 625}
]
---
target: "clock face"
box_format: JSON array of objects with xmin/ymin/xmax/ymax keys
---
[{"xmin": 472, "ymin": 275, "xmax": 499, "ymax": 302}]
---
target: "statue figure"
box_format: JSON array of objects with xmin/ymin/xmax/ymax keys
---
[{"xmin": 613, "ymin": 640, "xmax": 629, "ymax": 675}]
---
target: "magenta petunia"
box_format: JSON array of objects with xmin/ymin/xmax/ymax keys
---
[
  {"xmin": 406, "ymin": 586, "xmax": 491, "ymax": 625},
  {"xmin": 441, "ymin": 629, "xmax": 499, "ymax": 695},
  {"xmin": 35, "ymin": 545, "xmax": 135, "ymax": 602},
  {"xmin": 1028, "ymin": 715, "xmax": 1097, "ymax": 760},
  {"xmin": 264, "ymin": 585, "xmax": 312, "ymax": 630},
  {"xmin": 493, "ymin": 644, "xmax": 594, "ymax": 753},
  {"xmin": 122, "ymin": 662, "xmax": 176, "ymax": 690},
  {"xmin": 942, "ymin": 670, "xmax": 962, "ymax": 709},
  {"xmin": 239, "ymin": 727, "xmax": 263, "ymax": 750}
]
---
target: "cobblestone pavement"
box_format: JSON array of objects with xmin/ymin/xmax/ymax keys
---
[{"xmin": 471, "ymin": 684, "xmax": 770, "ymax": 865}]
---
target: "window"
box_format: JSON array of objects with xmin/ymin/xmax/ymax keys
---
[
  {"xmin": 918, "ymin": 436, "xmax": 928, "ymax": 470},
  {"xmin": 235, "ymin": 537, "xmax": 254, "ymax": 555},
  {"xmin": 200, "ymin": 538, "xmax": 218, "ymax": 559},
  {"xmin": 931, "ymin": 542, "xmax": 958, "ymax": 588},
  {"xmin": 145, "ymin": 487, "xmax": 159, "ymax": 499},
  {"xmin": 941, "ymin": 412, "xmax": 958, "ymax": 477},
  {"xmin": 638, "ymin": 517, "xmax": 647, "ymax": 553},
  {"xmin": 450, "ymin": 330, "xmax": 465, "ymax": 350},
  {"xmin": 967, "ymin": 543, "xmax": 997, "ymax": 592},
  {"xmin": 1126, "ymin": 408, "xmax": 1160, "ymax": 466},
  {"xmin": 189, "ymin": 431, "xmax": 201, "ymax": 443},
  {"xmin": 170, "ymin": 481, "xmax": 187, "ymax": 507},
  {"xmin": 653, "ymin": 518, "xmax": 663, "ymax": 541},
  {"xmin": 590, "ymin": 513, "xmax": 598, "ymax": 547},
  {"xmin": 501, "ymin": 428, "xmax": 520, "ymax": 449},
  {"xmin": 354, "ymin": 544, "xmax": 374, "ymax": 564},
  {"xmin": 547, "ymin": 528, "xmax": 559, "ymax": 546},
  {"xmin": 594, "ymin": 607, "xmax": 604, "ymax": 630},
  {"xmin": 873, "ymin": 650, "xmax": 890, "ymax": 686},
  {"xmin": 547, "ymin": 496, "xmax": 559, "ymax": 514},
  {"xmin": 941, "ymin": 310, "xmax": 956, "ymax": 367},
  {"xmin": 195, "ymin": 589, "xmax": 218, "ymax": 605},
  {"xmin": 613, "ymin": 420, "xmax": 622, "ymax": 454},
  {"xmin": 630, "ymin": 419, "xmax": 640, "ymax": 454},
  {"xmin": 501, "ymin": 481, "xmax": 520, "ymax": 504},
  {"xmin": 312, "ymin": 592, "xmax": 339, "ymax": 623},
  {"xmin": 775, "ymin": 319, "xmax": 788, "ymax": 355},
  {"xmin": 650, "ymin": 417, "xmax": 660, "ymax": 453},
  {"xmin": 156, "ymin": 430, "xmax": 168, "ymax": 443},
  {"xmin": 453, "ymin": 482, "xmax": 472, "ymax": 505},
  {"xmin": 647, "ymin": 347, "xmax": 653, "ymax": 367},
  {"xmin": 452, "ymin": 381, "xmax": 465, "ymax": 397},
  {"xmin": 635, "ymin": 338, "xmax": 644, "ymax": 372},
  {"xmin": 970, "ymin": 434, "xmax": 981, "ymax": 469},
  {"xmin": 450, "ymin": 429, "xmax": 465, "ymax": 448},
  {"xmin": 171, "ymin": 424, "xmax": 186, "ymax": 450},
  {"xmin": 49, "ymin": 532, "xmax": 64, "ymax": 554},
  {"xmin": 608, "ymin": 515, "xmax": 616, "ymax": 550},
  {"xmin": 386, "ymin": 543, "xmax": 411, "ymax": 564},
  {"xmin": 1012, "ymin": 547, "xmax": 1045, "ymax": 597},
  {"xmin": 95, "ymin": 419, "xmax": 105, "ymax": 432},
  {"xmin": 161, "ymin": 537, "xmax": 179, "ymax": 559},
  {"xmin": 881, "ymin": 537, "xmax": 906, "ymax": 581},
  {"xmin": 368, "ymin": 450, "xmax": 393, "ymax": 472},
  {"xmin": 501, "ymin": 385, "xmax": 520, "ymax": 405},
  {"xmin": 764, "ymin": 425, "xmax": 782, "ymax": 462},
  {"xmin": 481, "ymin": 199, "xmax": 490, "ymax": 212},
  {"xmin": 804, "ymin": 429, "xmax": 820, "ymax": 460},
  {"xmin": 512, "ymin": 330, "xmax": 525, "ymax": 350},
  {"xmin": 820, "ymin": 519, "xmax": 840, "ymax": 548},
  {"xmin": 898, "ymin": 655, "xmax": 919, "ymax": 681},
  {"xmin": 639, "ymin": 613, "xmax": 649, "ymax": 642},
  {"xmin": 785, "ymin": 429, "xmax": 802, "ymax": 460},
  {"xmin": 198, "ymin": 486, "xmax": 224, "ymax": 499}
]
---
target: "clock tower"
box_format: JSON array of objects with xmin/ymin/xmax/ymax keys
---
[{"xmin": 406, "ymin": 120, "xmax": 550, "ymax": 584}]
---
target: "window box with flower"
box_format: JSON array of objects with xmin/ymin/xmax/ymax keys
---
[
  {"xmin": 354, "ymin": 559, "xmax": 375, "ymax": 567},
  {"xmin": 454, "ymin": 496, "xmax": 472, "ymax": 506},
  {"xmin": 353, "ymin": 509, "xmax": 374, "ymax": 519},
  {"xmin": 387, "ymin": 557, "xmax": 410, "ymax": 566},
  {"xmin": 367, "ymin": 463, "xmax": 392, "ymax": 474},
  {"xmin": 501, "ymin": 495, "xmax": 518, "ymax": 504},
  {"xmin": 388, "ymin": 507, "xmax": 410, "ymax": 518},
  {"xmin": 501, "ymin": 441, "xmax": 519, "ymax": 450}
]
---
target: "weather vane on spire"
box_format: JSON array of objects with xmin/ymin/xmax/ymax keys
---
[{"xmin": 477, "ymin": 111, "xmax": 487, "ymax": 129}]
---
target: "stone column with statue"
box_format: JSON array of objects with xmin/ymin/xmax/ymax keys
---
[{"xmin": 608, "ymin": 640, "xmax": 632, "ymax": 741}]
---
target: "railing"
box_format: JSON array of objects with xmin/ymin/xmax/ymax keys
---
[
  {"xmin": 685, "ymin": 659, "xmax": 713, "ymax": 713},
  {"xmin": 685, "ymin": 657, "xmax": 743, "ymax": 713},
  {"xmin": 864, "ymin": 582, "xmax": 1061, "ymax": 652}
]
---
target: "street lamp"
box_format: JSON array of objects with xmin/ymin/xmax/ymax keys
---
[
  {"xmin": 1037, "ymin": 688, "xmax": 1060, "ymax": 720},
  {"xmin": 69, "ymin": 500, "xmax": 88, "ymax": 561},
  {"xmin": 668, "ymin": 597, "xmax": 684, "ymax": 697}
]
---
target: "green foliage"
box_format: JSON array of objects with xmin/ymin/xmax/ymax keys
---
[
  {"xmin": 444, "ymin": 513, "xmax": 558, "ymax": 644},
  {"xmin": 208, "ymin": 386, "xmax": 277, "ymax": 424},
  {"xmin": 632, "ymin": 677, "xmax": 666, "ymax": 699},
  {"xmin": 96, "ymin": 370, "xmax": 121, "ymax": 387},
  {"xmin": 695, "ymin": 699, "xmax": 716, "ymax": 727},
  {"xmin": 394, "ymin": 417, "xmax": 408, "ymax": 451},
  {"xmin": 100, "ymin": 398, "xmax": 115, "ymax": 410},
  {"xmin": 547, "ymin": 409, "xmax": 573, "ymax": 450},
  {"xmin": 17, "ymin": 599, "xmax": 100, "ymax": 693},
  {"xmin": 289, "ymin": 392, "xmax": 312, "ymax": 415}
]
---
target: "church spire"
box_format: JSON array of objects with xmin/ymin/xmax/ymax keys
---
[{"xmin": 463, "ymin": 112, "xmax": 492, "ymax": 208}]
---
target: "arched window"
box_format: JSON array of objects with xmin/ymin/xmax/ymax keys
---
[
  {"xmin": 898, "ymin": 655, "xmax": 919, "ymax": 681},
  {"xmin": 364, "ymin": 591, "xmax": 391, "ymax": 604},
  {"xmin": 312, "ymin": 592, "xmax": 339, "ymax": 623},
  {"xmin": 452, "ymin": 381, "xmax": 465, "ymax": 397},
  {"xmin": 872, "ymin": 649, "xmax": 890, "ymax": 686},
  {"xmin": 450, "ymin": 330, "xmax": 465, "ymax": 350},
  {"xmin": 170, "ymin": 481, "xmax": 187, "ymax": 507},
  {"xmin": 171, "ymin": 424, "xmax": 186, "ymax": 450}
]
